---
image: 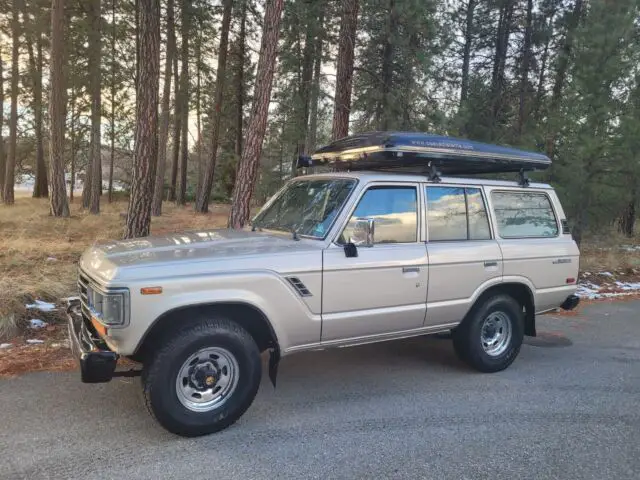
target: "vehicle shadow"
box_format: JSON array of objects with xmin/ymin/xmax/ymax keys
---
[{"xmin": 3, "ymin": 335, "xmax": 469, "ymax": 444}]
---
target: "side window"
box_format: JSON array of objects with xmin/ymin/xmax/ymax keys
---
[
  {"xmin": 341, "ymin": 186, "xmax": 418, "ymax": 244},
  {"xmin": 491, "ymin": 191, "xmax": 558, "ymax": 238},
  {"xmin": 426, "ymin": 186, "xmax": 491, "ymax": 241}
]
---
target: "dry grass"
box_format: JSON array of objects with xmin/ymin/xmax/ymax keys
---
[
  {"xmin": 0, "ymin": 196, "xmax": 230, "ymax": 339},
  {"xmin": 579, "ymin": 232, "xmax": 640, "ymax": 273}
]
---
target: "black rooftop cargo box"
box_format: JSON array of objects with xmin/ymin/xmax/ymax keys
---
[{"xmin": 299, "ymin": 132, "xmax": 551, "ymax": 176}]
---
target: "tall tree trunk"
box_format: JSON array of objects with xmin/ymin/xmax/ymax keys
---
[
  {"xmin": 0, "ymin": 51, "xmax": 5, "ymax": 201},
  {"xmin": 517, "ymin": 0, "xmax": 533, "ymax": 137},
  {"xmin": 108, "ymin": 0, "xmax": 116, "ymax": 202},
  {"xmin": 460, "ymin": 0, "xmax": 476, "ymax": 107},
  {"xmin": 3, "ymin": 2, "xmax": 20, "ymax": 205},
  {"xmin": 70, "ymin": 88, "xmax": 76, "ymax": 202},
  {"xmin": 618, "ymin": 190, "xmax": 637, "ymax": 237},
  {"xmin": 176, "ymin": 0, "xmax": 190, "ymax": 206},
  {"xmin": 152, "ymin": 0, "xmax": 176, "ymax": 215},
  {"xmin": 235, "ymin": 0, "xmax": 247, "ymax": 159},
  {"xmin": 228, "ymin": 0, "xmax": 284, "ymax": 228},
  {"xmin": 291, "ymin": 2, "xmax": 315, "ymax": 176},
  {"xmin": 489, "ymin": 0, "xmax": 515, "ymax": 137},
  {"xmin": 88, "ymin": 0, "xmax": 102, "ymax": 213},
  {"xmin": 194, "ymin": 32, "xmax": 203, "ymax": 203},
  {"xmin": 533, "ymin": 32, "xmax": 551, "ymax": 122},
  {"xmin": 306, "ymin": 4, "xmax": 325, "ymax": 153},
  {"xmin": 21, "ymin": 3, "xmax": 49, "ymax": 199},
  {"xmin": 49, "ymin": 0, "xmax": 70, "ymax": 217},
  {"xmin": 195, "ymin": 0, "xmax": 233, "ymax": 213},
  {"xmin": 331, "ymin": 0, "xmax": 359, "ymax": 141},
  {"xmin": 168, "ymin": 47, "xmax": 180, "ymax": 201},
  {"xmin": 124, "ymin": 0, "xmax": 160, "ymax": 238},
  {"xmin": 377, "ymin": 0, "xmax": 396, "ymax": 130},
  {"xmin": 546, "ymin": 0, "xmax": 584, "ymax": 158}
]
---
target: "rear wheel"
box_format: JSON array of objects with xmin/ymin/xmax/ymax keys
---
[
  {"xmin": 142, "ymin": 317, "xmax": 261, "ymax": 437},
  {"xmin": 452, "ymin": 294, "xmax": 524, "ymax": 373}
]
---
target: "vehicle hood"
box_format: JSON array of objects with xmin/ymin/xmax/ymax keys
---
[{"xmin": 79, "ymin": 229, "xmax": 323, "ymax": 283}]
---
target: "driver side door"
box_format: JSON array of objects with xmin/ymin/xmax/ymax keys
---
[{"xmin": 321, "ymin": 184, "xmax": 429, "ymax": 343}]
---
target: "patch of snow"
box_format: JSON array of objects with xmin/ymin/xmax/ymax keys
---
[
  {"xmin": 0, "ymin": 343, "xmax": 12, "ymax": 349},
  {"xmin": 599, "ymin": 272, "xmax": 613, "ymax": 277},
  {"xmin": 26, "ymin": 339, "xmax": 44, "ymax": 345},
  {"xmin": 29, "ymin": 319, "xmax": 48, "ymax": 329},
  {"xmin": 25, "ymin": 300, "xmax": 56, "ymax": 312},
  {"xmin": 46, "ymin": 257, "xmax": 57, "ymax": 262}
]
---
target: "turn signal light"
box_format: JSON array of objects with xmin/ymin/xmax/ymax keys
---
[
  {"xmin": 566, "ymin": 278, "xmax": 576, "ymax": 284},
  {"xmin": 140, "ymin": 286, "xmax": 163, "ymax": 295}
]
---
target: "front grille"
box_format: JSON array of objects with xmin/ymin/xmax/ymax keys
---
[{"xmin": 78, "ymin": 271, "xmax": 92, "ymax": 320}]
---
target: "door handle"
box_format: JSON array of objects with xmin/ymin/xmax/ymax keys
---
[
  {"xmin": 402, "ymin": 267, "xmax": 420, "ymax": 274},
  {"xmin": 484, "ymin": 261, "xmax": 498, "ymax": 268}
]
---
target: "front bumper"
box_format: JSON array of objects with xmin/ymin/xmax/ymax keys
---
[
  {"xmin": 560, "ymin": 294, "xmax": 580, "ymax": 311},
  {"xmin": 67, "ymin": 301, "xmax": 119, "ymax": 383}
]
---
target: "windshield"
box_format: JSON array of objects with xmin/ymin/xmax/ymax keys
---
[{"xmin": 252, "ymin": 178, "xmax": 357, "ymax": 239}]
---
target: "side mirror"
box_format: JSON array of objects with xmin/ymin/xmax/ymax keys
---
[{"xmin": 349, "ymin": 218, "xmax": 375, "ymax": 247}]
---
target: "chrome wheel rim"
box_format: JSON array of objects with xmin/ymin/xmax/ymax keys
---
[
  {"xmin": 176, "ymin": 347, "xmax": 239, "ymax": 412},
  {"xmin": 480, "ymin": 311, "xmax": 512, "ymax": 357}
]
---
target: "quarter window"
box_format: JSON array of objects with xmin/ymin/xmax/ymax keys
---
[
  {"xmin": 491, "ymin": 191, "xmax": 558, "ymax": 238},
  {"xmin": 341, "ymin": 186, "xmax": 418, "ymax": 244},
  {"xmin": 426, "ymin": 187, "xmax": 491, "ymax": 241}
]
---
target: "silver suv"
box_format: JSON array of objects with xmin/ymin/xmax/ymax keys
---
[{"xmin": 68, "ymin": 133, "xmax": 580, "ymax": 436}]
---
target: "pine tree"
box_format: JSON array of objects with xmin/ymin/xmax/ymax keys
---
[
  {"xmin": 152, "ymin": 0, "xmax": 177, "ymax": 216},
  {"xmin": 48, "ymin": 0, "xmax": 70, "ymax": 217},
  {"xmin": 195, "ymin": 0, "xmax": 233, "ymax": 213},
  {"xmin": 124, "ymin": 0, "xmax": 160, "ymax": 238},
  {"xmin": 228, "ymin": 0, "xmax": 284, "ymax": 228},
  {"xmin": 332, "ymin": 0, "xmax": 359, "ymax": 140},
  {"xmin": 3, "ymin": 1, "xmax": 20, "ymax": 205}
]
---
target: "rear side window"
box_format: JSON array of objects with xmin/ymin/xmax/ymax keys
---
[
  {"xmin": 426, "ymin": 187, "xmax": 491, "ymax": 241},
  {"xmin": 491, "ymin": 191, "xmax": 558, "ymax": 238}
]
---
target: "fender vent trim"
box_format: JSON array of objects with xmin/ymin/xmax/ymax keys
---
[{"xmin": 286, "ymin": 277, "xmax": 312, "ymax": 297}]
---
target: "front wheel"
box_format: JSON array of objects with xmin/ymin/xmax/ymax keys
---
[
  {"xmin": 142, "ymin": 317, "xmax": 262, "ymax": 437},
  {"xmin": 452, "ymin": 294, "xmax": 524, "ymax": 373}
]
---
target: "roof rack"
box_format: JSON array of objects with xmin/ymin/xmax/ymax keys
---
[{"xmin": 298, "ymin": 132, "xmax": 550, "ymax": 184}]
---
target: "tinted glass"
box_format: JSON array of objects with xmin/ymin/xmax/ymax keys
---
[
  {"xmin": 252, "ymin": 179, "xmax": 356, "ymax": 238},
  {"xmin": 426, "ymin": 187, "xmax": 467, "ymax": 241},
  {"xmin": 492, "ymin": 191, "xmax": 558, "ymax": 238},
  {"xmin": 341, "ymin": 187, "xmax": 418, "ymax": 244},
  {"xmin": 466, "ymin": 188, "xmax": 491, "ymax": 240}
]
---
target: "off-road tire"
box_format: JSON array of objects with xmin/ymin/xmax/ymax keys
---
[
  {"xmin": 142, "ymin": 317, "xmax": 261, "ymax": 437},
  {"xmin": 452, "ymin": 294, "xmax": 524, "ymax": 373}
]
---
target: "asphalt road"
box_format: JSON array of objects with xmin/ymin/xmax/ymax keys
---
[{"xmin": 1, "ymin": 300, "xmax": 639, "ymax": 480}]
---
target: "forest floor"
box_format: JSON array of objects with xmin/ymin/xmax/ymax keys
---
[{"xmin": 0, "ymin": 195, "xmax": 639, "ymax": 377}]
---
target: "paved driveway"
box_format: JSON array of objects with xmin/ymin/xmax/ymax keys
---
[{"xmin": 1, "ymin": 300, "xmax": 639, "ymax": 479}]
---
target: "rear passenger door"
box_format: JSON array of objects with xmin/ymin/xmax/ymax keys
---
[{"xmin": 424, "ymin": 185, "xmax": 503, "ymax": 327}]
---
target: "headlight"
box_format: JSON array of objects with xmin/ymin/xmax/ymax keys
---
[{"xmin": 87, "ymin": 288, "xmax": 129, "ymax": 326}]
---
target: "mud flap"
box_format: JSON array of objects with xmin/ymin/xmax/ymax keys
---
[{"xmin": 268, "ymin": 348, "xmax": 280, "ymax": 388}]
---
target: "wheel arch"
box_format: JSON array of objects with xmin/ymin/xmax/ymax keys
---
[
  {"xmin": 132, "ymin": 302, "xmax": 280, "ymax": 363},
  {"xmin": 467, "ymin": 282, "xmax": 536, "ymax": 337}
]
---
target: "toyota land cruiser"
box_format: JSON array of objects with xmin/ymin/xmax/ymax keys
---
[{"xmin": 68, "ymin": 132, "xmax": 580, "ymax": 436}]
